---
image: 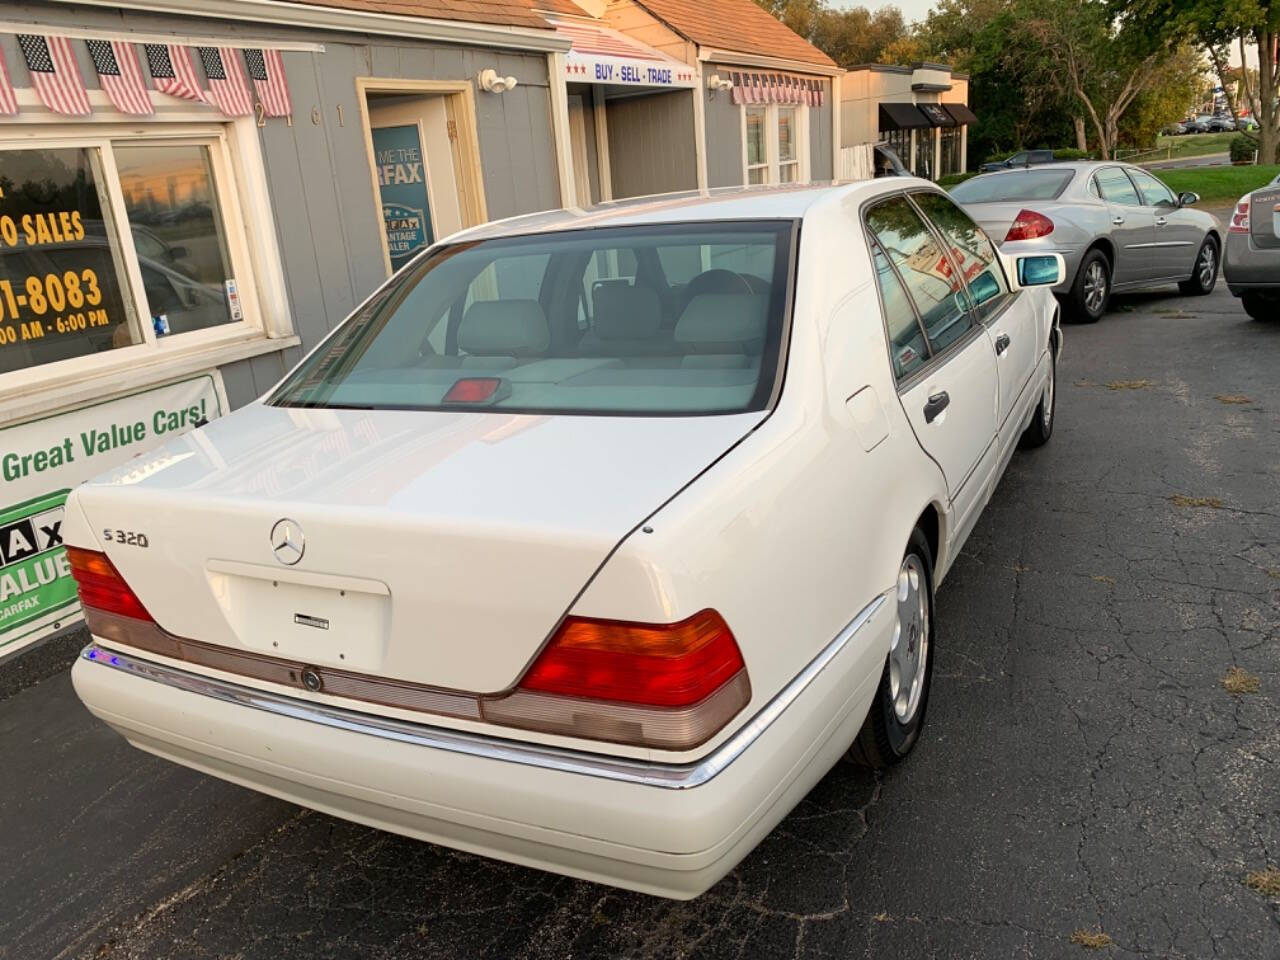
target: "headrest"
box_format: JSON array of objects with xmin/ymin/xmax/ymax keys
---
[
  {"xmin": 674, "ymin": 294, "xmax": 768, "ymax": 345},
  {"xmin": 458, "ymin": 299, "xmax": 550, "ymax": 356},
  {"xmin": 592, "ymin": 283, "xmax": 662, "ymax": 340}
]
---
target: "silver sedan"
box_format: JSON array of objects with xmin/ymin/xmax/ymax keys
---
[
  {"xmin": 1224, "ymin": 173, "xmax": 1280, "ymax": 321},
  {"xmin": 950, "ymin": 162, "xmax": 1222, "ymax": 322}
]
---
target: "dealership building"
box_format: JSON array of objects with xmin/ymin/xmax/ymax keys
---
[{"xmin": 0, "ymin": 0, "xmax": 968, "ymax": 658}]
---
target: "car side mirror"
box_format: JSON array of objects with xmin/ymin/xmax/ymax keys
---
[
  {"xmin": 1014, "ymin": 254, "xmax": 1064, "ymax": 288},
  {"xmin": 1178, "ymin": 192, "xmax": 1200, "ymax": 207}
]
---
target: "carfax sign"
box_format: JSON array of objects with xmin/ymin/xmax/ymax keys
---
[
  {"xmin": 0, "ymin": 375, "xmax": 223, "ymax": 657},
  {"xmin": 372, "ymin": 124, "xmax": 434, "ymax": 272}
]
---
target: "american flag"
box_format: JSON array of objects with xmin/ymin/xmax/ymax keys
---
[
  {"xmin": 17, "ymin": 34, "xmax": 90, "ymax": 116},
  {"xmin": 197, "ymin": 46, "xmax": 253, "ymax": 116},
  {"xmin": 243, "ymin": 48, "xmax": 291, "ymax": 117},
  {"xmin": 144, "ymin": 44, "xmax": 205, "ymax": 102},
  {"xmin": 0, "ymin": 48, "xmax": 17, "ymax": 115},
  {"xmin": 87, "ymin": 40, "xmax": 152, "ymax": 115}
]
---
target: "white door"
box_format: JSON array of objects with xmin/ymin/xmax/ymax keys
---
[
  {"xmin": 911, "ymin": 191, "xmax": 1041, "ymax": 458},
  {"xmin": 867, "ymin": 196, "xmax": 998, "ymax": 544},
  {"xmin": 367, "ymin": 97, "xmax": 463, "ymax": 272}
]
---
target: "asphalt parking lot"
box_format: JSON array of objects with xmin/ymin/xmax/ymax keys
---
[{"xmin": 2, "ymin": 281, "xmax": 1277, "ymax": 960}]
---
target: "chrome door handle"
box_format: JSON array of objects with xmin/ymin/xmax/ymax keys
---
[
  {"xmin": 923, "ymin": 391, "xmax": 950, "ymax": 424},
  {"xmin": 1155, "ymin": 216, "xmax": 1168, "ymax": 227},
  {"xmin": 1112, "ymin": 216, "xmax": 1126, "ymax": 225},
  {"xmin": 994, "ymin": 333, "xmax": 1011, "ymax": 356}
]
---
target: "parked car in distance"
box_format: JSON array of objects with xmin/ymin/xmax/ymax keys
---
[
  {"xmin": 68, "ymin": 181, "xmax": 1065, "ymax": 900},
  {"xmin": 980, "ymin": 149, "xmax": 1056, "ymax": 173},
  {"xmin": 1162, "ymin": 122, "xmax": 1188, "ymax": 136},
  {"xmin": 950, "ymin": 162, "xmax": 1222, "ymax": 322},
  {"xmin": 1224, "ymin": 179, "xmax": 1280, "ymax": 320},
  {"xmin": 1184, "ymin": 116, "xmax": 1212, "ymax": 133}
]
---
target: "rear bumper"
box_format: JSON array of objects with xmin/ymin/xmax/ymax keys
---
[
  {"xmin": 1224, "ymin": 232, "xmax": 1280, "ymax": 294},
  {"xmin": 72, "ymin": 594, "xmax": 891, "ymax": 899}
]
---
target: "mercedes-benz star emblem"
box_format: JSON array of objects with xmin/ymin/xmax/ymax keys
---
[{"xmin": 270, "ymin": 518, "xmax": 305, "ymax": 565}]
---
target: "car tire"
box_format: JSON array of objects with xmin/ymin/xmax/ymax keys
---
[
  {"xmin": 850, "ymin": 528, "xmax": 935, "ymax": 770},
  {"xmin": 1241, "ymin": 292, "xmax": 1278, "ymax": 321},
  {"xmin": 1178, "ymin": 238, "xmax": 1219, "ymax": 296},
  {"xmin": 1068, "ymin": 249, "xmax": 1110, "ymax": 323},
  {"xmin": 1019, "ymin": 338, "xmax": 1056, "ymax": 449}
]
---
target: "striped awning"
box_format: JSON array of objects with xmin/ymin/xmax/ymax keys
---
[{"xmin": 729, "ymin": 70, "xmax": 824, "ymax": 107}]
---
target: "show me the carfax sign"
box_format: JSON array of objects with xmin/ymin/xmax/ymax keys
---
[{"xmin": 0, "ymin": 374, "xmax": 224, "ymax": 658}]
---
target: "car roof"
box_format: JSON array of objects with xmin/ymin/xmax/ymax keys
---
[{"xmin": 445, "ymin": 180, "xmax": 932, "ymax": 242}]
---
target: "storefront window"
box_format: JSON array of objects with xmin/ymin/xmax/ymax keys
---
[
  {"xmin": 882, "ymin": 128, "xmax": 911, "ymax": 170},
  {"xmin": 746, "ymin": 108, "xmax": 768, "ymax": 185},
  {"xmin": 115, "ymin": 144, "xmax": 238, "ymax": 338},
  {"xmin": 914, "ymin": 130, "xmax": 935, "ymax": 181},
  {"xmin": 744, "ymin": 104, "xmax": 808, "ymax": 185},
  {"xmin": 0, "ymin": 133, "xmax": 257, "ymax": 383},
  {"xmin": 778, "ymin": 107, "xmax": 798, "ymax": 183},
  {"xmin": 940, "ymin": 127, "xmax": 963, "ymax": 177},
  {"xmin": 0, "ymin": 147, "xmax": 139, "ymax": 375}
]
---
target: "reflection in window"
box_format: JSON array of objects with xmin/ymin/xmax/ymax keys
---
[
  {"xmin": 114, "ymin": 144, "xmax": 237, "ymax": 337},
  {"xmin": 1128, "ymin": 169, "xmax": 1176, "ymax": 207},
  {"xmin": 866, "ymin": 196, "xmax": 971, "ymax": 353},
  {"xmin": 778, "ymin": 108, "xmax": 798, "ymax": 183},
  {"xmin": 912, "ymin": 192, "xmax": 1010, "ymax": 321},
  {"xmin": 0, "ymin": 147, "xmax": 139, "ymax": 374},
  {"xmin": 871, "ymin": 243, "xmax": 929, "ymax": 380}
]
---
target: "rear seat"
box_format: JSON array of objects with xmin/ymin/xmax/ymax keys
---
[
  {"xmin": 578, "ymin": 283, "xmax": 675, "ymax": 359},
  {"xmin": 419, "ymin": 299, "xmax": 550, "ymax": 369},
  {"xmin": 674, "ymin": 293, "xmax": 767, "ymax": 368}
]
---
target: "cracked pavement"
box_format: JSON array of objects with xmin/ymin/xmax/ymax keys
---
[{"xmin": 1, "ymin": 283, "xmax": 1277, "ymax": 960}]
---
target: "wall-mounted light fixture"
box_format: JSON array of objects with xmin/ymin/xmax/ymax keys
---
[
  {"xmin": 479, "ymin": 68, "xmax": 518, "ymax": 93},
  {"xmin": 706, "ymin": 73, "xmax": 734, "ymax": 93}
]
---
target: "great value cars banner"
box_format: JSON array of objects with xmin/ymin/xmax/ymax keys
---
[{"xmin": 0, "ymin": 374, "xmax": 223, "ymax": 658}]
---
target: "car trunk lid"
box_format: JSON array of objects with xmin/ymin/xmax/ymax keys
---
[
  {"xmin": 70, "ymin": 403, "xmax": 763, "ymax": 693},
  {"xmin": 1249, "ymin": 186, "xmax": 1280, "ymax": 248}
]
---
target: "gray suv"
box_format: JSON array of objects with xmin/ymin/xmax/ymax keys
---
[{"xmin": 1224, "ymin": 174, "xmax": 1280, "ymax": 321}]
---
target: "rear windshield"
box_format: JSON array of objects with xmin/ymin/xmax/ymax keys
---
[
  {"xmin": 951, "ymin": 170, "xmax": 1075, "ymax": 203},
  {"xmin": 269, "ymin": 221, "xmax": 795, "ymax": 416}
]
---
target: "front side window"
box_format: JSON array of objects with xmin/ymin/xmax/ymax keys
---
[
  {"xmin": 1094, "ymin": 167, "xmax": 1141, "ymax": 207},
  {"xmin": 912, "ymin": 191, "xmax": 1012, "ymax": 322},
  {"xmin": 271, "ymin": 221, "xmax": 795, "ymax": 416},
  {"xmin": 1126, "ymin": 168, "xmax": 1177, "ymax": 207},
  {"xmin": 0, "ymin": 136, "xmax": 257, "ymax": 380},
  {"xmin": 866, "ymin": 196, "xmax": 972, "ymax": 354}
]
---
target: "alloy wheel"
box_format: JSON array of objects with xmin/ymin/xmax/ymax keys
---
[
  {"xmin": 889, "ymin": 555, "xmax": 930, "ymax": 724},
  {"xmin": 1198, "ymin": 244, "xmax": 1216, "ymax": 289},
  {"xmin": 1083, "ymin": 261, "xmax": 1108, "ymax": 315}
]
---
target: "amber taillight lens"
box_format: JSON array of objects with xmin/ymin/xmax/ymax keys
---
[
  {"xmin": 67, "ymin": 547, "xmax": 154, "ymax": 622},
  {"xmin": 481, "ymin": 610, "xmax": 752, "ymax": 750}
]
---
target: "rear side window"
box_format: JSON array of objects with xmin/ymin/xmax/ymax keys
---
[
  {"xmin": 866, "ymin": 196, "xmax": 972, "ymax": 354},
  {"xmin": 270, "ymin": 221, "xmax": 795, "ymax": 416},
  {"xmin": 870, "ymin": 242, "xmax": 929, "ymax": 380},
  {"xmin": 1094, "ymin": 167, "xmax": 1141, "ymax": 206},
  {"xmin": 912, "ymin": 192, "xmax": 1012, "ymax": 322}
]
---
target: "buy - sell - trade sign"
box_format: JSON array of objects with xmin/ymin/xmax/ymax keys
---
[{"xmin": 0, "ymin": 375, "xmax": 224, "ymax": 659}]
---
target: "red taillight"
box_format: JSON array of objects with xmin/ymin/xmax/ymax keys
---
[
  {"xmin": 519, "ymin": 610, "xmax": 745, "ymax": 708},
  {"xmin": 1005, "ymin": 209, "xmax": 1055, "ymax": 242},
  {"xmin": 67, "ymin": 547, "xmax": 153, "ymax": 622},
  {"xmin": 442, "ymin": 377, "xmax": 505, "ymax": 404},
  {"xmin": 1229, "ymin": 199, "xmax": 1251, "ymax": 234},
  {"xmin": 481, "ymin": 609, "xmax": 751, "ymax": 749}
]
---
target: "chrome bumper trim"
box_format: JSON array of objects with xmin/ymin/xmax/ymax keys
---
[{"xmin": 80, "ymin": 592, "xmax": 887, "ymax": 791}]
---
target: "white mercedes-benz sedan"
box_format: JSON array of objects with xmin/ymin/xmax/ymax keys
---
[{"xmin": 68, "ymin": 181, "xmax": 1063, "ymax": 899}]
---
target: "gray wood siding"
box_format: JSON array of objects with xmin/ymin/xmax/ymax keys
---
[
  {"xmin": 703, "ymin": 85, "xmax": 744, "ymax": 188},
  {"xmin": 605, "ymin": 91, "xmax": 698, "ymax": 199},
  {"xmin": 809, "ymin": 79, "xmax": 833, "ymax": 180},
  {"xmin": 0, "ymin": 4, "xmax": 562, "ymax": 410}
]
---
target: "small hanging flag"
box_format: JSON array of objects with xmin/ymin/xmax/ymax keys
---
[
  {"xmin": 17, "ymin": 34, "xmax": 91, "ymax": 116},
  {"xmin": 243, "ymin": 48, "xmax": 291, "ymax": 117},
  {"xmin": 144, "ymin": 44, "xmax": 205, "ymax": 102},
  {"xmin": 87, "ymin": 40, "xmax": 153, "ymax": 115},
  {"xmin": 197, "ymin": 46, "xmax": 253, "ymax": 116},
  {"xmin": 0, "ymin": 48, "xmax": 17, "ymax": 115}
]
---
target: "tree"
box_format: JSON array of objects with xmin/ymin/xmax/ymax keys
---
[
  {"xmin": 755, "ymin": 0, "xmax": 917, "ymax": 67},
  {"xmin": 1120, "ymin": 45, "xmax": 1206, "ymax": 146},
  {"xmin": 1122, "ymin": 0, "xmax": 1279, "ymax": 163},
  {"xmin": 1021, "ymin": 0, "xmax": 1178, "ymax": 159}
]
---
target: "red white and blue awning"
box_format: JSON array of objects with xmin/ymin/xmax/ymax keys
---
[
  {"xmin": 555, "ymin": 19, "xmax": 697, "ymax": 89},
  {"xmin": 729, "ymin": 70, "xmax": 824, "ymax": 107}
]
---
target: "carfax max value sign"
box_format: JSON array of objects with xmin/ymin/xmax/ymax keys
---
[{"xmin": 0, "ymin": 375, "xmax": 223, "ymax": 657}]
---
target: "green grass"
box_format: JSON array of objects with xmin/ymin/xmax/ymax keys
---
[
  {"xmin": 1150, "ymin": 131, "xmax": 1238, "ymax": 161},
  {"xmin": 1153, "ymin": 165, "xmax": 1280, "ymax": 205}
]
